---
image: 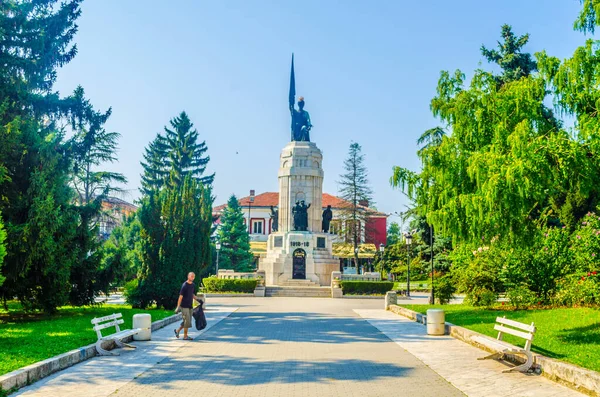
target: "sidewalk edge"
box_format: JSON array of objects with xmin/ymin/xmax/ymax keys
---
[{"xmin": 387, "ymin": 304, "xmax": 600, "ymax": 397}]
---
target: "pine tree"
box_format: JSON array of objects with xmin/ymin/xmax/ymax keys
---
[
  {"xmin": 217, "ymin": 195, "xmax": 253, "ymax": 272},
  {"xmin": 480, "ymin": 24, "xmax": 537, "ymax": 85},
  {"xmin": 164, "ymin": 112, "xmax": 215, "ymax": 187},
  {"xmin": 140, "ymin": 135, "xmax": 168, "ymax": 195},
  {"xmin": 337, "ymin": 142, "xmax": 374, "ymax": 270},
  {"xmin": 386, "ymin": 222, "xmax": 401, "ymax": 246},
  {"xmin": 140, "ymin": 111, "xmax": 214, "ymax": 194}
]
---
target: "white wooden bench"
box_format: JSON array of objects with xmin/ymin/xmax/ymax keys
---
[
  {"xmin": 473, "ymin": 316, "xmax": 536, "ymax": 373},
  {"xmin": 91, "ymin": 313, "xmax": 142, "ymax": 356}
]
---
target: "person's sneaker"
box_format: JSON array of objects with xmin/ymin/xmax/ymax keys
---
[{"xmin": 174, "ymin": 329, "xmax": 180, "ymax": 339}]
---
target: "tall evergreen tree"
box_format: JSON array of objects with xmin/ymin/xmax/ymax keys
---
[
  {"xmin": 0, "ymin": 0, "xmax": 85, "ymax": 312},
  {"xmin": 140, "ymin": 135, "xmax": 168, "ymax": 195},
  {"xmin": 65, "ymin": 86, "xmax": 126, "ymax": 305},
  {"xmin": 386, "ymin": 222, "xmax": 401, "ymax": 246},
  {"xmin": 140, "ymin": 112, "xmax": 214, "ymax": 194},
  {"xmin": 216, "ymin": 195, "xmax": 253, "ymax": 272},
  {"xmin": 480, "ymin": 24, "xmax": 537, "ymax": 85},
  {"xmin": 337, "ymin": 142, "xmax": 374, "ymax": 270},
  {"xmin": 136, "ymin": 176, "xmax": 212, "ymax": 309}
]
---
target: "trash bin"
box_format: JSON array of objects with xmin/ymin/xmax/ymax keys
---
[
  {"xmin": 426, "ymin": 309, "xmax": 445, "ymax": 335},
  {"xmin": 133, "ymin": 313, "xmax": 151, "ymax": 341}
]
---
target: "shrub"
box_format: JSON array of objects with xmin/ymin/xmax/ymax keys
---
[
  {"xmin": 451, "ymin": 244, "xmax": 503, "ymax": 306},
  {"xmin": 124, "ymin": 279, "xmax": 144, "ymax": 308},
  {"xmin": 506, "ymin": 284, "xmax": 537, "ymax": 309},
  {"xmin": 340, "ymin": 281, "xmax": 394, "ymax": 295},
  {"xmin": 553, "ymin": 271, "xmax": 600, "ymax": 306},
  {"xmin": 434, "ymin": 274, "xmax": 455, "ymax": 305},
  {"xmin": 202, "ymin": 277, "xmax": 257, "ymax": 293},
  {"xmin": 465, "ymin": 287, "xmax": 497, "ymax": 307}
]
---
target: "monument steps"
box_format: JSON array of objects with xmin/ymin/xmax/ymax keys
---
[
  {"xmin": 281, "ymin": 279, "xmax": 320, "ymax": 287},
  {"xmin": 265, "ymin": 286, "xmax": 331, "ymax": 298}
]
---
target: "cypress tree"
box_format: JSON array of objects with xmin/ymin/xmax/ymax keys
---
[
  {"xmin": 217, "ymin": 195, "xmax": 253, "ymax": 272},
  {"xmin": 136, "ymin": 176, "xmax": 212, "ymax": 309}
]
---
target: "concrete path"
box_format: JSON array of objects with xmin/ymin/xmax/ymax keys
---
[
  {"xmin": 110, "ymin": 297, "xmax": 464, "ymax": 397},
  {"xmin": 13, "ymin": 305, "xmax": 237, "ymax": 397},
  {"xmin": 355, "ymin": 309, "xmax": 585, "ymax": 397},
  {"xmin": 10, "ymin": 298, "xmax": 584, "ymax": 397}
]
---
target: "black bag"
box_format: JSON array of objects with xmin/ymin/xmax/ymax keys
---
[{"xmin": 193, "ymin": 301, "xmax": 207, "ymax": 330}]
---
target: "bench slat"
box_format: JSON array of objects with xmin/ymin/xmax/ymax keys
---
[
  {"xmin": 93, "ymin": 319, "xmax": 124, "ymax": 331},
  {"xmin": 91, "ymin": 313, "xmax": 123, "ymax": 324},
  {"xmin": 496, "ymin": 317, "xmax": 535, "ymax": 332},
  {"xmin": 101, "ymin": 328, "xmax": 141, "ymax": 340},
  {"xmin": 494, "ymin": 324, "xmax": 534, "ymax": 341}
]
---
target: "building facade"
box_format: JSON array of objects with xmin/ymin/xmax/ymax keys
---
[{"xmin": 213, "ymin": 192, "xmax": 387, "ymax": 247}]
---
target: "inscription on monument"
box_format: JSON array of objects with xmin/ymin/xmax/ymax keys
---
[
  {"xmin": 291, "ymin": 241, "xmax": 310, "ymax": 248},
  {"xmin": 274, "ymin": 236, "xmax": 283, "ymax": 248}
]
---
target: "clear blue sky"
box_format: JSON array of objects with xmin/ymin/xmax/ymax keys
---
[{"xmin": 54, "ymin": 0, "xmax": 587, "ymax": 223}]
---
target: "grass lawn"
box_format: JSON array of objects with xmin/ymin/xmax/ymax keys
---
[
  {"xmin": 402, "ymin": 304, "xmax": 600, "ymax": 372},
  {"xmin": 0, "ymin": 302, "xmax": 173, "ymax": 376}
]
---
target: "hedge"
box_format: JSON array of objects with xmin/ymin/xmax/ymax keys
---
[
  {"xmin": 202, "ymin": 277, "xmax": 257, "ymax": 293},
  {"xmin": 340, "ymin": 281, "xmax": 394, "ymax": 295}
]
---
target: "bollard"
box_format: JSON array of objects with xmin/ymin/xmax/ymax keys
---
[
  {"xmin": 426, "ymin": 309, "xmax": 445, "ymax": 335},
  {"xmin": 385, "ymin": 291, "xmax": 397, "ymax": 309},
  {"xmin": 133, "ymin": 313, "xmax": 152, "ymax": 341}
]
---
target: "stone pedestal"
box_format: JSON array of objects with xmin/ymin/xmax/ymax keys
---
[{"xmin": 259, "ymin": 141, "xmax": 339, "ymax": 286}]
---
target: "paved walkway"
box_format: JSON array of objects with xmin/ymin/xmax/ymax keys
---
[
  {"xmin": 11, "ymin": 298, "xmax": 586, "ymax": 397},
  {"xmin": 355, "ymin": 309, "xmax": 585, "ymax": 397},
  {"xmin": 13, "ymin": 305, "xmax": 237, "ymax": 397}
]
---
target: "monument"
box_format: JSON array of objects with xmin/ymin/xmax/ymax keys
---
[{"xmin": 259, "ymin": 55, "xmax": 339, "ymax": 286}]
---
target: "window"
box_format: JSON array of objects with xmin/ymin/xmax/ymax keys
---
[
  {"xmin": 252, "ymin": 220, "xmax": 264, "ymax": 234},
  {"xmin": 329, "ymin": 221, "xmax": 341, "ymax": 235}
]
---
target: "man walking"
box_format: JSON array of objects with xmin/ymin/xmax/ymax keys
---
[{"xmin": 174, "ymin": 272, "xmax": 198, "ymax": 340}]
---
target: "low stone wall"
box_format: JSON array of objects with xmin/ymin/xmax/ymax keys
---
[
  {"xmin": 387, "ymin": 304, "xmax": 600, "ymax": 397},
  {"xmin": 340, "ymin": 272, "xmax": 381, "ymax": 281},
  {"xmin": 0, "ymin": 312, "xmax": 183, "ymax": 393},
  {"xmin": 217, "ymin": 270, "xmax": 257, "ymax": 280}
]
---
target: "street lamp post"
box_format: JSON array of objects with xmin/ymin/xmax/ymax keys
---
[
  {"xmin": 215, "ymin": 241, "xmax": 221, "ymax": 276},
  {"xmin": 379, "ymin": 243, "xmax": 385, "ymax": 279},
  {"xmin": 404, "ymin": 231, "xmax": 413, "ymax": 297}
]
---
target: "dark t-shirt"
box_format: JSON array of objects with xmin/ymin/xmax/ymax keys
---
[{"xmin": 179, "ymin": 281, "xmax": 195, "ymax": 308}]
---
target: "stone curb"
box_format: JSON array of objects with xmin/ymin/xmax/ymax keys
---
[
  {"xmin": 387, "ymin": 304, "xmax": 600, "ymax": 397},
  {"xmin": 342, "ymin": 295, "xmax": 384, "ymax": 299},
  {"xmin": 204, "ymin": 293, "xmax": 254, "ymax": 297},
  {"xmin": 0, "ymin": 312, "xmax": 183, "ymax": 393}
]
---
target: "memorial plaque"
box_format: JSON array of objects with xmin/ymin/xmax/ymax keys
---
[
  {"xmin": 274, "ymin": 236, "xmax": 283, "ymax": 247},
  {"xmin": 317, "ymin": 237, "xmax": 326, "ymax": 249}
]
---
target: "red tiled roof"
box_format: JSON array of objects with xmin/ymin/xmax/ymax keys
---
[{"xmin": 213, "ymin": 192, "xmax": 386, "ymax": 216}]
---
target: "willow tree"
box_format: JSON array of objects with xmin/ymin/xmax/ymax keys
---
[{"xmin": 391, "ymin": 25, "xmax": 594, "ymax": 246}]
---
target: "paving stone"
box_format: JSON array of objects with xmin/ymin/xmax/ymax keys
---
[{"xmin": 355, "ymin": 309, "xmax": 586, "ymax": 397}]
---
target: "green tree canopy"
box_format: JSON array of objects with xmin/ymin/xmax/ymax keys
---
[
  {"xmin": 391, "ymin": 25, "xmax": 595, "ymax": 247},
  {"xmin": 140, "ymin": 111, "xmax": 214, "ymax": 194},
  {"xmin": 216, "ymin": 195, "xmax": 253, "ymax": 272},
  {"xmin": 136, "ymin": 176, "xmax": 212, "ymax": 309}
]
